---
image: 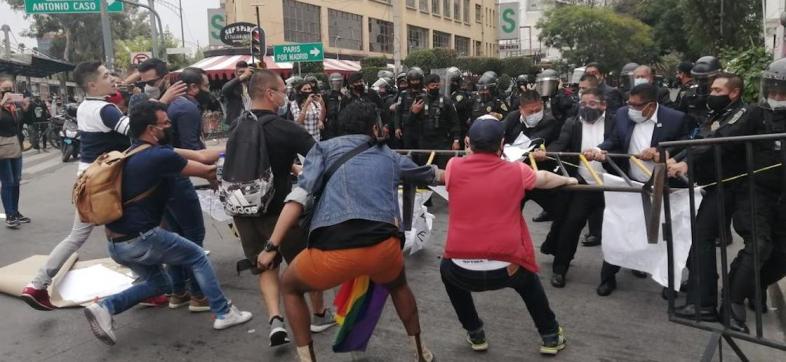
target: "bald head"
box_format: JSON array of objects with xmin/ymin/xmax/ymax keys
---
[
  {"xmin": 248, "ymin": 69, "xmax": 287, "ymax": 112},
  {"xmin": 633, "ymin": 65, "xmax": 655, "ymax": 84}
]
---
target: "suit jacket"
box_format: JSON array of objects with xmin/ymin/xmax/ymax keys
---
[
  {"xmin": 548, "ymin": 111, "xmax": 615, "ymax": 153},
  {"xmin": 598, "ymin": 104, "xmax": 689, "ymax": 154},
  {"xmin": 502, "ymin": 110, "xmax": 562, "ymax": 146}
]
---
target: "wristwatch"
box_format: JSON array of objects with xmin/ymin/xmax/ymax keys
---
[{"xmin": 263, "ymin": 240, "xmax": 279, "ymax": 253}]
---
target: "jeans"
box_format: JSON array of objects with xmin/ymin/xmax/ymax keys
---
[
  {"xmin": 100, "ymin": 227, "xmax": 230, "ymax": 316},
  {"xmin": 31, "ymin": 211, "xmax": 94, "ymax": 289},
  {"xmin": 0, "ymin": 156, "xmax": 22, "ymax": 216},
  {"xmin": 440, "ymin": 259, "xmax": 559, "ymax": 337},
  {"xmin": 163, "ymin": 176, "xmax": 205, "ymax": 297}
]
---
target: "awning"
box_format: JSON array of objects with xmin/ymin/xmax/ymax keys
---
[
  {"xmin": 176, "ymin": 55, "xmax": 361, "ymax": 80},
  {"xmin": 0, "ymin": 54, "xmax": 75, "ymax": 78}
]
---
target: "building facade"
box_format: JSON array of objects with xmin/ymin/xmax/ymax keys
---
[{"xmin": 224, "ymin": 0, "xmax": 499, "ymax": 60}]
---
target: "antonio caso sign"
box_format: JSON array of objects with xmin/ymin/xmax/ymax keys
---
[
  {"xmin": 24, "ymin": 0, "xmax": 124, "ymax": 14},
  {"xmin": 498, "ymin": 3, "xmax": 519, "ymax": 41}
]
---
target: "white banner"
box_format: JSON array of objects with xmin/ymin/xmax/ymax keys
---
[{"xmin": 601, "ymin": 174, "xmax": 701, "ymax": 288}]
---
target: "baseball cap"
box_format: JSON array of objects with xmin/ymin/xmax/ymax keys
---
[{"xmin": 468, "ymin": 116, "xmax": 504, "ymax": 151}]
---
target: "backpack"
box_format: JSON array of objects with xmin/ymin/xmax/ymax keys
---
[
  {"xmin": 72, "ymin": 144, "xmax": 157, "ymax": 225},
  {"xmin": 219, "ymin": 111, "xmax": 276, "ymax": 216}
]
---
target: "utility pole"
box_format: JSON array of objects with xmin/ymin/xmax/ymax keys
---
[
  {"xmin": 179, "ymin": 0, "xmax": 185, "ymax": 47},
  {"xmin": 1, "ymin": 25, "xmax": 11, "ymax": 59},
  {"xmin": 148, "ymin": 0, "xmax": 159, "ymax": 58},
  {"xmin": 100, "ymin": 0, "xmax": 114, "ymax": 70},
  {"xmin": 392, "ymin": 0, "xmax": 401, "ymax": 73}
]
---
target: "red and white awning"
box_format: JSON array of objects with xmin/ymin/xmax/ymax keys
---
[{"xmin": 177, "ymin": 55, "xmax": 362, "ymax": 80}]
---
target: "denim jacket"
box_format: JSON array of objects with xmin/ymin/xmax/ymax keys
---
[{"xmin": 285, "ymin": 134, "xmax": 437, "ymax": 232}]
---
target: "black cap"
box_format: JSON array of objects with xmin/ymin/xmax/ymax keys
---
[
  {"xmin": 677, "ymin": 62, "xmax": 693, "ymax": 74},
  {"xmin": 468, "ymin": 116, "xmax": 504, "ymax": 150}
]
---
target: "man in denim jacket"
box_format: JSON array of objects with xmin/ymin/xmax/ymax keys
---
[{"xmin": 258, "ymin": 102, "xmax": 442, "ymax": 362}]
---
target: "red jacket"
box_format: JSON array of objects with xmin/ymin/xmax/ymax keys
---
[{"xmin": 443, "ymin": 153, "xmax": 539, "ymax": 273}]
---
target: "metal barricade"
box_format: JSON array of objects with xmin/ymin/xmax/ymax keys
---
[{"xmin": 658, "ymin": 133, "xmax": 786, "ymax": 361}]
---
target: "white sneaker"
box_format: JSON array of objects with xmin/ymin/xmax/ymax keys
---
[
  {"xmin": 310, "ymin": 308, "xmax": 337, "ymax": 333},
  {"xmin": 84, "ymin": 303, "xmax": 116, "ymax": 345},
  {"xmin": 213, "ymin": 305, "xmax": 253, "ymax": 330}
]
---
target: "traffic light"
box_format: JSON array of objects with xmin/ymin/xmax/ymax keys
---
[{"xmin": 250, "ymin": 27, "xmax": 263, "ymax": 58}]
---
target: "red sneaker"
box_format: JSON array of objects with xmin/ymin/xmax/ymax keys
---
[
  {"xmin": 139, "ymin": 295, "xmax": 169, "ymax": 307},
  {"xmin": 20, "ymin": 285, "xmax": 56, "ymax": 311}
]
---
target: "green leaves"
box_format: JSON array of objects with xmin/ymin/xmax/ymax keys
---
[{"xmin": 720, "ymin": 47, "xmax": 772, "ymax": 103}]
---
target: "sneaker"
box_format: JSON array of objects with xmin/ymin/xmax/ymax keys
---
[
  {"xmin": 84, "ymin": 303, "xmax": 116, "ymax": 345},
  {"xmin": 14, "ymin": 212, "xmax": 31, "ymax": 223},
  {"xmin": 188, "ymin": 296, "xmax": 210, "ymax": 313},
  {"xmin": 139, "ymin": 294, "xmax": 168, "ymax": 307},
  {"xmin": 310, "ymin": 308, "xmax": 337, "ymax": 333},
  {"xmin": 213, "ymin": 305, "xmax": 253, "ymax": 330},
  {"xmin": 5, "ymin": 215, "xmax": 19, "ymax": 229},
  {"xmin": 20, "ymin": 285, "xmax": 56, "ymax": 311},
  {"xmin": 466, "ymin": 328, "xmax": 488, "ymax": 351},
  {"xmin": 540, "ymin": 327, "xmax": 567, "ymax": 355},
  {"xmin": 168, "ymin": 293, "xmax": 190, "ymax": 309},
  {"xmin": 268, "ymin": 315, "xmax": 290, "ymax": 346}
]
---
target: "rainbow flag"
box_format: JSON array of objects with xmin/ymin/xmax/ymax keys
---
[{"xmin": 332, "ymin": 276, "xmax": 389, "ymax": 352}]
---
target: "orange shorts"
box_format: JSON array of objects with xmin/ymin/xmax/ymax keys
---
[{"xmin": 289, "ymin": 237, "xmax": 404, "ymax": 291}]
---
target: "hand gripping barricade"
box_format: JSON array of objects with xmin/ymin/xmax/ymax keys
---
[{"xmin": 219, "ymin": 111, "xmax": 276, "ymax": 217}]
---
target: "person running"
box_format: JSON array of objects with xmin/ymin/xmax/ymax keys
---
[
  {"xmin": 83, "ymin": 100, "xmax": 252, "ymax": 345},
  {"xmin": 440, "ymin": 116, "xmax": 575, "ymax": 355},
  {"xmin": 20, "ymin": 61, "xmax": 186, "ymax": 310},
  {"xmin": 257, "ymin": 101, "xmax": 441, "ymax": 362}
]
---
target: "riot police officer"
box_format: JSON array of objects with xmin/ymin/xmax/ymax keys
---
[
  {"xmin": 372, "ymin": 76, "xmax": 398, "ymax": 146},
  {"xmin": 470, "ymin": 71, "xmax": 510, "ymax": 124},
  {"xmin": 446, "ymin": 67, "xmax": 472, "ymax": 145},
  {"xmin": 323, "ymin": 72, "xmax": 345, "ymax": 139},
  {"xmin": 586, "ymin": 62, "xmax": 625, "ymax": 113},
  {"xmin": 682, "ymin": 56, "xmax": 722, "ymax": 132},
  {"xmin": 397, "ymin": 71, "xmax": 460, "ymax": 161},
  {"xmin": 619, "ymin": 62, "xmax": 640, "ymax": 99},
  {"xmin": 544, "ymin": 69, "xmax": 577, "ymax": 124},
  {"xmin": 723, "ymin": 59, "xmax": 786, "ymax": 333},
  {"xmin": 666, "ymin": 72, "xmax": 749, "ymax": 323},
  {"xmin": 509, "ymin": 74, "xmax": 533, "ymax": 109},
  {"xmin": 674, "ymin": 61, "xmax": 695, "ymax": 106},
  {"xmin": 394, "ymin": 67, "xmax": 425, "ymax": 144}
]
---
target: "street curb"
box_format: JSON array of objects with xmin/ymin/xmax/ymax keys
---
[{"xmin": 771, "ymin": 279, "xmax": 786, "ymax": 343}]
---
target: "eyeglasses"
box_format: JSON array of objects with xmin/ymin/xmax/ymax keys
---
[{"xmin": 136, "ymin": 77, "xmax": 162, "ymax": 88}]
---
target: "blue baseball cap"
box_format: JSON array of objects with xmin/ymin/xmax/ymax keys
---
[{"xmin": 468, "ymin": 116, "xmax": 504, "ymax": 150}]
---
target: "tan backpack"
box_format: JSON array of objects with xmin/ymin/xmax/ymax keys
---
[{"xmin": 72, "ymin": 144, "xmax": 158, "ymax": 225}]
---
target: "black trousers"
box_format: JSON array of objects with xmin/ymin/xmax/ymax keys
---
[
  {"xmin": 729, "ymin": 186, "xmax": 786, "ymax": 305},
  {"xmin": 586, "ymin": 207, "xmax": 603, "ymax": 237},
  {"xmin": 526, "ymin": 188, "xmax": 568, "ymax": 251},
  {"xmin": 553, "ymin": 190, "xmax": 604, "ymax": 274},
  {"xmin": 440, "ymin": 259, "xmax": 559, "ymax": 337}
]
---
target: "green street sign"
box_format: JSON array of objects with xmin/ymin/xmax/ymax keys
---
[
  {"xmin": 25, "ymin": 0, "xmax": 124, "ymax": 14},
  {"xmin": 273, "ymin": 43, "xmax": 324, "ymax": 63}
]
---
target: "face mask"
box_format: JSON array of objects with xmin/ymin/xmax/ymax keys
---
[
  {"xmin": 706, "ymin": 94, "xmax": 731, "ymax": 112},
  {"xmin": 195, "ymin": 89, "xmax": 213, "ymax": 108},
  {"xmin": 521, "ymin": 110, "xmax": 544, "ymax": 127},
  {"xmin": 628, "ymin": 107, "xmax": 649, "ymax": 123},
  {"xmin": 579, "ymin": 107, "xmax": 603, "ymax": 124},
  {"xmin": 144, "ymin": 84, "xmax": 161, "ymax": 99},
  {"xmin": 767, "ymin": 98, "xmax": 786, "ymax": 110},
  {"xmin": 428, "ymin": 88, "xmax": 440, "ymax": 97},
  {"xmin": 634, "ymin": 78, "xmax": 650, "ymax": 86},
  {"xmin": 155, "ymin": 126, "xmax": 174, "ymax": 145}
]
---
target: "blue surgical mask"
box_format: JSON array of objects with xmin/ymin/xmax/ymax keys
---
[
  {"xmin": 633, "ymin": 78, "xmax": 649, "ymax": 86},
  {"xmin": 521, "ymin": 110, "xmax": 544, "ymax": 127}
]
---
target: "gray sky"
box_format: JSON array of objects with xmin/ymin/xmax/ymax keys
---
[{"xmin": 0, "ymin": 0, "xmax": 219, "ymax": 54}]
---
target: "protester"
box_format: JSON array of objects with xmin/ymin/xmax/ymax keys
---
[
  {"xmin": 632, "ymin": 65, "xmax": 674, "ymax": 107},
  {"xmin": 127, "ymin": 58, "xmax": 186, "ymax": 109},
  {"xmin": 221, "ymin": 60, "xmax": 253, "ymax": 126},
  {"xmin": 584, "ymin": 63, "xmax": 624, "ymax": 114},
  {"xmin": 226, "ymin": 69, "xmax": 333, "ymax": 347},
  {"xmin": 83, "ymin": 100, "xmax": 252, "ymax": 345},
  {"xmin": 257, "ymin": 101, "xmax": 441, "ymax": 362},
  {"xmin": 20, "ymin": 61, "xmax": 185, "ymax": 311},
  {"xmin": 441, "ymin": 116, "xmax": 575, "ymax": 355},
  {"xmin": 0, "ymin": 78, "xmax": 28, "ymax": 228},
  {"xmin": 289, "ymin": 80, "xmax": 325, "ymax": 141}
]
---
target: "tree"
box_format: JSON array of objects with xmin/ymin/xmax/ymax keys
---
[
  {"xmin": 721, "ymin": 46, "xmax": 772, "ymax": 103},
  {"xmin": 536, "ymin": 5, "xmax": 658, "ymax": 74},
  {"xmin": 403, "ymin": 48, "xmax": 458, "ymax": 73}
]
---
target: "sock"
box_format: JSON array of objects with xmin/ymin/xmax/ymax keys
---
[{"xmin": 296, "ymin": 343, "xmax": 316, "ymax": 362}]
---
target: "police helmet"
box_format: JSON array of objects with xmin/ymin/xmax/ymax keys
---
[
  {"xmin": 372, "ymin": 77, "xmax": 395, "ymax": 94},
  {"xmin": 691, "ymin": 56, "xmax": 722, "ymax": 79},
  {"xmin": 535, "ymin": 69, "xmax": 559, "ymax": 97},
  {"xmin": 377, "ymin": 70, "xmax": 394, "ymax": 80},
  {"xmin": 619, "ymin": 62, "xmax": 640, "ymax": 92},
  {"xmin": 477, "ymin": 71, "xmax": 498, "ymax": 90},
  {"xmin": 406, "ymin": 68, "xmax": 425, "ymax": 88},
  {"xmin": 328, "ymin": 72, "xmax": 343, "ymax": 91},
  {"xmin": 760, "ymin": 58, "xmax": 786, "ymax": 110}
]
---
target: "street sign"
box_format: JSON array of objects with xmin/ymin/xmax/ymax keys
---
[
  {"xmin": 220, "ymin": 22, "xmax": 256, "ymax": 47},
  {"xmin": 25, "ymin": 0, "xmax": 123, "ymax": 14},
  {"xmin": 273, "ymin": 43, "xmax": 324, "ymax": 63},
  {"xmin": 498, "ymin": 3, "xmax": 519, "ymax": 41},
  {"xmin": 207, "ymin": 8, "xmax": 225, "ymax": 47},
  {"xmin": 131, "ymin": 52, "xmax": 152, "ymax": 65}
]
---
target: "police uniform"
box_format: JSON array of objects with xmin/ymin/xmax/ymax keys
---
[
  {"xmin": 675, "ymin": 80, "xmax": 709, "ymax": 132},
  {"xmin": 452, "ymin": 89, "xmax": 473, "ymax": 145},
  {"xmin": 469, "ymin": 95, "xmax": 509, "ymax": 125},
  {"xmin": 323, "ymin": 89, "xmax": 344, "ymax": 140}
]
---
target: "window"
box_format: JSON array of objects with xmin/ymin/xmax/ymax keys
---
[
  {"xmin": 475, "ymin": 4, "xmax": 482, "ymax": 23},
  {"xmin": 369, "ymin": 18, "xmax": 394, "ymax": 53},
  {"xmin": 408, "ymin": 25, "xmax": 428, "ymax": 52},
  {"xmin": 454, "ymin": 0, "xmax": 460, "ymax": 22},
  {"xmin": 433, "ymin": 31, "xmax": 450, "ymax": 48},
  {"xmin": 475, "ymin": 40, "xmax": 481, "ymax": 56},
  {"xmin": 419, "ymin": 0, "xmax": 428, "ymax": 13},
  {"xmin": 432, "ymin": 0, "xmax": 440, "ymax": 15},
  {"xmin": 443, "ymin": 0, "xmax": 451, "ymax": 18},
  {"xmin": 406, "ymin": 0, "xmax": 416, "ymax": 8},
  {"xmin": 455, "ymin": 35, "xmax": 469, "ymax": 56},
  {"xmin": 283, "ymin": 0, "xmax": 321, "ymax": 43},
  {"xmin": 463, "ymin": 0, "xmax": 470, "ymax": 23},
  {"xmin": 328, "ymin": 9, "xmax": 362, "ymax": 50}
]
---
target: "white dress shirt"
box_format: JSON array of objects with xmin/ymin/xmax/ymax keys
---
[
  {"xmin": 579, "ymin": 113, "xmax": 606, "ymax": 185},
  {"xmin": 628, "ymin": 104, "xmax": 658, "ymax": 182}
]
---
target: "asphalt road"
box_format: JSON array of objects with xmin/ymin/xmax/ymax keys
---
[{"xmin": 0, "ymin": 153, "xmax": 784, "ymax": 362}]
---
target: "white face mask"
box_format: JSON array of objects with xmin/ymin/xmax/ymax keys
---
[
  {"xmin": 767, "ymin": 98, "xmax": 786, "ymax": 110},
  {"xmin": 633, "ymin": 78, "xmax": 650, "ymax": 86},
  {"xmin": 521, "ymin": 109, "xmax": 544, "ymax": 128},
  {"xmin": 144, "ymin": 84, "xmax": 161, "ymax": 99},
  {"xmin": 628, "ymin": 107, "xmax": 649, "ymax": 123}
]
